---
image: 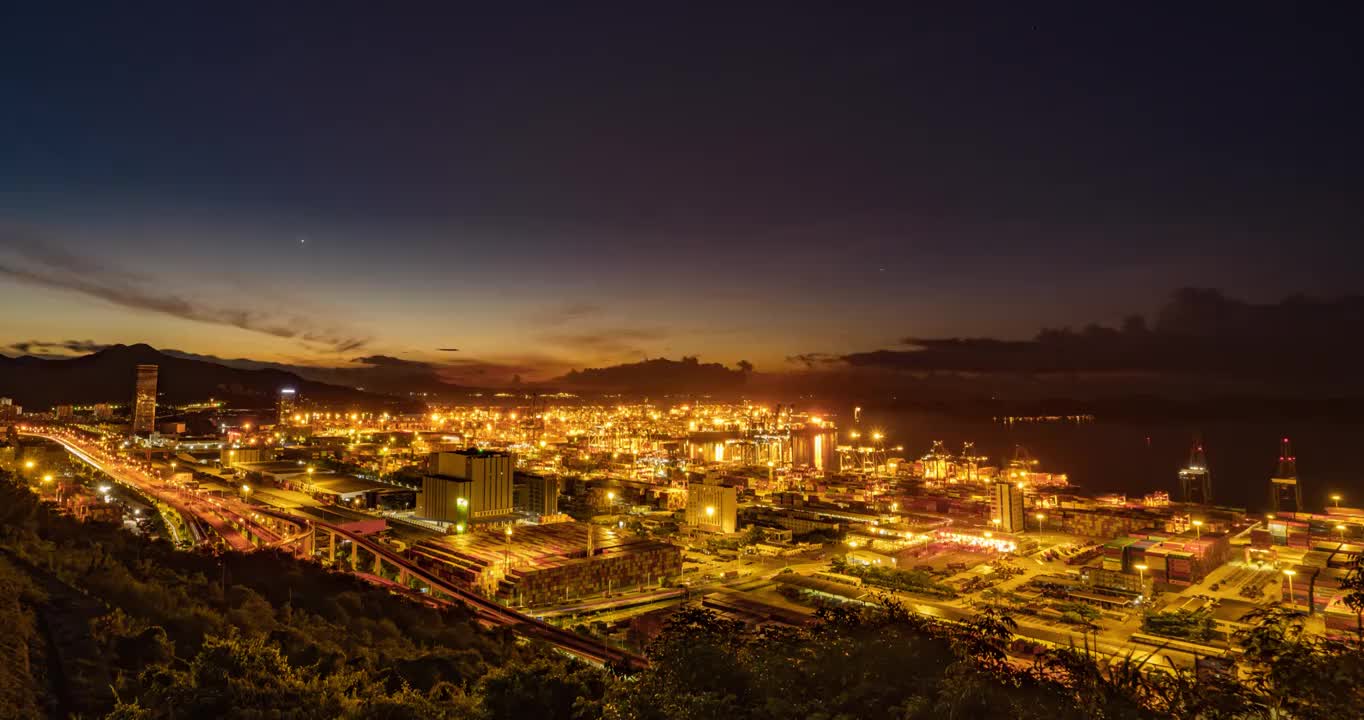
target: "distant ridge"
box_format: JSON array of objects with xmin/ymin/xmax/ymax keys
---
[{"xmin": 0, "ymin": 344, "xmax": 400, "ymax": 410}]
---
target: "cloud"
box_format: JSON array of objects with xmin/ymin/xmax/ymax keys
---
[
  {"xmin": 0, "ymin": 227, "xmax": 370, "ymax": 353},
  {"xmin": 7, "ymin": 339, "xmax": 112, "ymax": 356},
  {"xmin": 824, "ymin": 288, "xmax": 1364, "ymax": 381},
  {"xmin": 351, "ymin": 355, "xmax": 433, "ymax": 369},
  {"xmin": 540, "ymin": 328, "xmax": 666, "ymax": 358},
  {"xmin": 785, "ymin": 352, "xmax": 842, "ymax": 369},
  {"xmin": 533, "ymin": 301, "xmax": 603, "ymax": 326},
  {"xmin": 553, "ymin": 356, "xmax": 747, "ymax": 392},
  {"xmin": 436, "ymin": 347, "xmax": 460, "ymax": 352}
]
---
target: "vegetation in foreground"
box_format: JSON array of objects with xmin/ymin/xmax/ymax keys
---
[{"xmin": 2, "ymin": 470, "xmax": 1363, "ymax": 719}]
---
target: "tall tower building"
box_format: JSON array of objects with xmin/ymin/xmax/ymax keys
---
[
  {"xmin": 1178, "ymin": 439, "xmax": 1213, "ymax": 505},
  {"xmin": 993, "ymin": 481, "xmax": 1025, "ymax": 533},
  {"xmin": 277, "ymin": 387, "xmax": 297, "ymax": 424},
  {"xmin": 1269, "ymin": 437, "xmax": 1302, "ymax": 514},
  {"xmin": 132, "ymin": 364, "xmax": 158, "ymax": 434}
]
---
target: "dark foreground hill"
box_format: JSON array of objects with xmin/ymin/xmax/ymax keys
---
[
  {"xmin": 0, "ymin": 344, "xmax": 397, "ymax": 410},
  {"xmin": 2, "ymin": 468, "xmax": 1361, "ymax": 718}
]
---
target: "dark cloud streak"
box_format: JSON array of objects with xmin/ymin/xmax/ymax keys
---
[
  {"xmin": 0, "ymin": 228, "xmax": 369, "ymax": 353},
  {"xmin": 7, "ymin": 339, "xmax": 112, "ymax": 355},
  {"xmin": 833, "ymin": 289, "xmax": 1364, "ymax": 382}
]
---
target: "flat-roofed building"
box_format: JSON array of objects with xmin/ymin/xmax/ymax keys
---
[
  {"xmin": 687, "ymin": 481, "xmax": 738, "ymax": 533},
  {"xmin": 420, "ymin": 448, "xmax": 514, "ymax": 525},
  {"xmin": 993, "ymin": 481, "xmax": 1025, "ymax": 533},
  {"xmin": 514, "ymin": 472, "xmax": 560, "ymax": 517}
]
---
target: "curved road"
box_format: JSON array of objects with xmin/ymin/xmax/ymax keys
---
[
  {"xmin": 26, "ymin": 428, "xmax": 645, "ymax": 669},
  {"xmin": 22, "ymin": 430, "xmax": 256, "ymax": 551}
]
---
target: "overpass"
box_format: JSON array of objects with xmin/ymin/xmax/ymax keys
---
[
  {"xmin": 253, "ymin": 505, "xmax": 645, "ymax": 669},
  {"xmin": 24, "ymin": 427, "xmax": 645, "ymax": 670},
  {"xmin": 20, "ymin": 429, "xmax": 257, "ymax": 551}
]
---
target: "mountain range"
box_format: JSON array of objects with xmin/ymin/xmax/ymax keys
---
[{"xmin": 0, "ymin": 344, "xmax": 398, "ymax": 411}]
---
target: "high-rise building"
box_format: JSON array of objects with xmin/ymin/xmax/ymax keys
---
[
  {"xmin": 132, "ymin": 364, "xmax": 158, "ymax": 434},
  {"xmin": 993, "ymin": 481, "xmax": 1025, "ymax": 533},
  {"xmin": 1178, "ymin": 439, "xmax": 1213, "ymax": 505},
  {"xmin": 686, "ymin": 480, "xmax": 738, "ymax": 533},
  {"xmin": 514, "ymin": 472, "xmax": 560, "ymax": 517},
  {"xmin": 277, "ymin": 387, "xmax": 297, "ymax": 424},
  {"xmin": 420, "ymin": 449, "xmax": 515, "ymax": 525},
  {"xmin": 54, "ymin": 405, "xmax": 74, "ymax": 421},
  {"xmin": 1269, "ymin": 437, "xmax": 1302, "ymax": 514},
  {"xmin": 0, "ymin": 398, "xmax": 20, "ymax": 422},
  {"xmin": 93, "ymin": 403, "xmax": 113, "ymax": 421}
]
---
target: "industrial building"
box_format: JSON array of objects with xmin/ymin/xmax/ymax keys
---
[
  {"xmin": 419, "ymin": 448, "xmax": 515, "ymax": 525},
  {"xmin": 992, "ymin": 480, "xmax": 1025, "ymax": 533},
  {"xmin": 686, "ymin": 480, "xmax": 738, "ymax": 533},
  {"xmin": 514, "ymin": 472, "xmax": 560, "ymax": 517}
]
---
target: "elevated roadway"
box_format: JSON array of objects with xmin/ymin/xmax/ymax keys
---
[{"xmin": 24, "ymin": 428, "xmax": 644, "ymax": 670}]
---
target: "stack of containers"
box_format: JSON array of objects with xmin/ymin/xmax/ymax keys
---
[
  {"xmin": 1166, "ymin": 550, "xmax": 1195, "ymax": 587},
  {"xmin": 1250, "ymin": 527, "xmax": 1273, "ymax": 549},
  {"xmin": 1185, "ymin": 532, "xmax": 1231, "ymax": 580},
  {"xmin": 1327, "ymin": 545, "xmax": 1361, "ymax": 569},
  {"xmin": 1324, "ymin": 606, "xmax": 1358, "ymax": 635},
  {"xmin": 1302, "ymin": 550, "xmax": 1331, "ymax": 570},
  {"xmin": 1124, "ymin": 539, "xmax": 1156, "ymax": 572},
  {"xmin": 1268, "ymin": 520, "xmax": 1289, "ymax": 546},
  {"xmin": 1311, "ymin": 567, "xmax": 1348, "ymax": 615},
  {"xmin": 1145, "ymin": 545, "xmax": 1171, "ymax": 586},
  {"xmin": 1287, "ymin": 520, "xmax": 1311, "ymax": 549},
  {"xmin": 1282, "ymin": 564, "xmax": 1316, "ymax": 608},
  {"xmin": 1104, "ymin": 537, "xmax": 1135, "ymax": 573}
]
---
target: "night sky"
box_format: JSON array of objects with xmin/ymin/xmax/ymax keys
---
[{"xmin": 2, "ymin": 5, "xmax": 1360, "ymax": 382}]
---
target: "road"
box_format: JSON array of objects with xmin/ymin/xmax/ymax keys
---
[
  {"xmin": 24, "ymin": 428, "xmax": 643, "ymax": 669},
  {"xmin": 23, "ymin": 430, "xmax": 258, "ymax": 552}
]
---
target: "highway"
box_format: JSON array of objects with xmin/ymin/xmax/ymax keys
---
[
  {"xmin": 25, "ymin": 428, "xmax": 645, "ymax": 670},
  {"xmin": 22, "ymin": 430, "xmax": 256, "ymax": 552}
]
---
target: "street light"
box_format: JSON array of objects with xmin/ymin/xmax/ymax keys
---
[
  {"xmin": 42, "ymin": 474, "xmax": 53, "ymax": 483},
  {"xmin": 504, "ymin": 526, "xmax": 513, "ymax": 573},
  {"xmin": 23, "ymin": 460, "xmax": 34, "ymax": 470},
  {"xmin": 1034, "ymin": 513, "xmax": 1046, "ymax": 532},
  {"xmin": 1282, "ymin": 569, "xmax": 1297, "ymax": 607},
  {"xmin": 1192, "ymin": 519, "xmax": 1203, "ymax": 540},
  {"xmin": 1332, "ymin": 494, "xmax": 1343, "ymax": 508},
  {"xmin": 1134, "ymin": 563, "xmax": 1148, "ymax": 587},
  {"xmin": 241, "ymin": 484, "xmax": 251, "ymax": 501},
  {"xmin": 1336, "ymin": 524, "xmax": 1347, "ymax": 542}
]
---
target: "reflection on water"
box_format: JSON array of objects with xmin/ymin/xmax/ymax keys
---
[{"xmin": 857, "ymin": 409, "xmax": 1364, "ymax": 513}]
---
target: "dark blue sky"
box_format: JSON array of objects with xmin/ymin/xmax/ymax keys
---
[{"xmin": 1, "ymin": 4, "xmax": 1360, "ymax": 380}]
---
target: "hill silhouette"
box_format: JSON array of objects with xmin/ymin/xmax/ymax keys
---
[{"xmin": 0, "ymin": 344, "xmax": 394, "ymax": 410}]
